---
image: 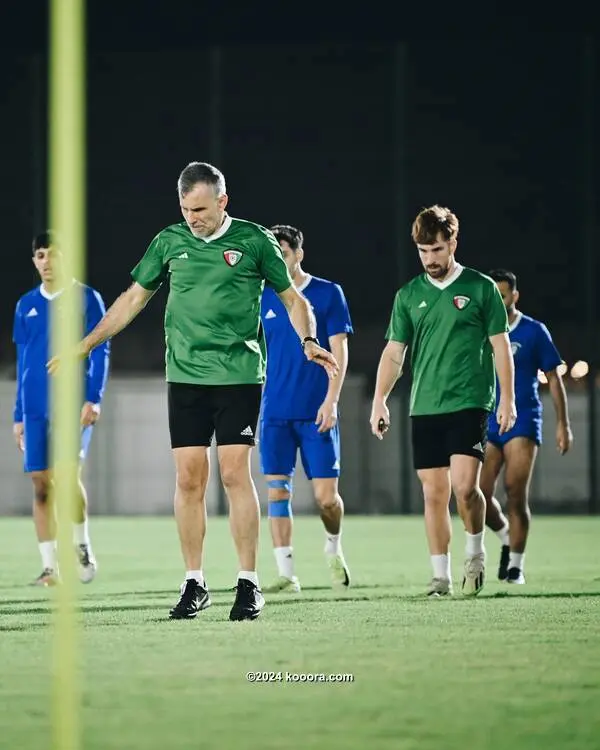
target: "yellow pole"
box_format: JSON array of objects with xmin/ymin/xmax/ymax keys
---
[{"xmin": 49, "ymin": 0, "xmax": 86, "ymax": 748}]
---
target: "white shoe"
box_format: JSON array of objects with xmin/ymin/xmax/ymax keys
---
[
  {"xmin": 327, "ymin": 553, "xmax": 351, "ymax": 588},
  {"xmin": 263, "ymin": 575, "xmax": 302, "ymax": 593},
  {"xmin": 427, "ymin": 577, "xmax": 453, "ymax": 597},
  {"xmin": 76, "ymin": 544, "xmax": 97, "ymax": 584},
  {"xmin": 462, "ymin": 553, "xmax": 485, "ymax": 596}
]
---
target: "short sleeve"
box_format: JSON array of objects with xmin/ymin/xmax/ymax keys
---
[
  {"xmin": 484, "ymin": 281, "xmax": 509, "ymax": 337},
  {"xmin": 385, "ymin": 290, "xmax": 413, "ymax": 344},
  {"xmin": 326, "ymin": 284, "xmax": 353, "ymax": 338},
  {"xmin": 257, "ymin": 228, "xmax": 292, "ymax": 293},
  {"xmin": 536, "ymin": 322, "xmax": 562, "ymax": 373},
  {"xmin": 131, "ymin": 232, "xmax": 169, "ymax": 291}
]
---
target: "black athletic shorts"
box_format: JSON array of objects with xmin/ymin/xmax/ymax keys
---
[
  {"xmin": 411, "ymin": 408, "xmax": 489, "ymax": 470},
  {"xmin": 167, "ymin": 383, "xmax": 262, "ymax": 448}
]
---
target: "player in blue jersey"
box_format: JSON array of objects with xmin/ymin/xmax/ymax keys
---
[
  {"xmin": 12, "ymin": 232, "xmax": 110, "ymax": 586},
  {"xmin": 481, "ymin": 269, "xmax": 573, "ymax": 584},
  {"xmin": 259, "ymin": 225, "xmax": 353, "ymax": 592}
]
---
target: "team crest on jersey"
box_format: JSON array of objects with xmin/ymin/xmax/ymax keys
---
[
  {"xmin": 511, "ymin": 341, "xmax": 521, "ymax": 356},
  {"xmin": 453, "ymin": 295, "xmax": 470, "ymax": 310},
  {"xmin": 223, "ymin": 249, "xmax": 243, "ymax": 267}
]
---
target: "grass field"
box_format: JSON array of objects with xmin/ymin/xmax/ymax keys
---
[{"xmin": 1, "ymin": 515, "xmax": 599, "ymax": 750}]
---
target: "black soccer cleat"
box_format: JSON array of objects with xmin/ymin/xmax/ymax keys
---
[
  {"xmin": 497, "ymin": 545, "xmax": 510, "ymax": 581},
  {"xmin": 229, "ymin": 579, "xmax": 265, "ymax": 622},
  {"xmin": 169, "ymin": 579, "xmax": 211, "ymax": 620}
]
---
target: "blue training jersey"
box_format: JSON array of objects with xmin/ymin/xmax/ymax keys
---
[
  {"xmin": 12, "ymin": 282, "xmax": 111, "ymax": 421},
  {"xmin": 261, "ymin": 275, "xmax": 353, "ymax": 420},
  {"xmin": 496, "ymin": 312, "xmax": 562, "ymax": 415}
]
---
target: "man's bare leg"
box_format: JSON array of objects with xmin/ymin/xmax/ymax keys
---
[
  {"xmin": 502, "ymin": 438, "xmax": 538, "ymax": 583},
  {"xmin": 450, "ymin": 454, "xmax": 487, "ymax": 596},
  {"xmin": 481, "ymin": 443, "xmax": 510, "ymax": 579},
  {"xmin": 418, "ymin": 467, "xmax": 453, "ymax": 595}
]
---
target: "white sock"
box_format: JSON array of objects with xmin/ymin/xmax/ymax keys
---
[
  {"xmin": 73, "ymin": 520, "xmax": 90, "ymax": 546},
  {"xmin": 325, "ymin": 533, "xmax": 341, "ymax": 555},
  {"xmin": 186, "ymin": 569, "xmax": 205, "ymax": 586},
  {"xmin": 509, "ymin": 552, "xmax": 524, "ymax": 571},
  {"xmin": 465, "ymin": 531, "xmax": 485, "ymax": 556},
  {"xmin": 431, "ymin": 553, "xmax": 451, "ymax": 580},
  {"xmin": 238, "ymin": 570, "xmax": 259, "ymax": 587},
  {"xmin": 39, "ymin": 541, "xmax": 57, "ymax": 571},
  {"xmin": 495, "ymin": 524, "xmax": 509, "ymax": 546},
  {"xmin": 274, "ymin": 547, "xmax": 295, "ymax": 579}
]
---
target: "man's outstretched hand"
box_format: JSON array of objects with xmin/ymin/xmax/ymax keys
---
[
  {"xmin": 303, "ymin": 341, "xmax": 339, "ymax": 379},
  {"xmin": 47, "ymin": 341, "xmax": 89, "ymax": 376}
]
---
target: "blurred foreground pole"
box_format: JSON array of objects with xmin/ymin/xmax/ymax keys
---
[
  {"xmin": 392, "ymin": 42, "xmax": 412, "ymax": 513},
  {"xmin": 583, "ymin": 36, "xmax": 597, "ymax": 514},
  {"xmin": 49, "ymin": 0, "xmax": 86, "ymax": 747}
]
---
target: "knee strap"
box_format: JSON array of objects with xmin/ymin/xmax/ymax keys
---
[
  {"xmin": 267, "ymin": 479, "xmax": 292, "ymax": 517},
  {"xmin": 267, "ymin": 479, "xmax": 292, "ymax": 493}
]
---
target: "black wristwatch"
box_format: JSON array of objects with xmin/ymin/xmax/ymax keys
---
[{"xmin": 302, "ymin": 336, "xmax": 319, "ymax": 351}]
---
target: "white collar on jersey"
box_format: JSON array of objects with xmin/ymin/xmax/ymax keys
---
[
  {"xmin": 425, "ymin": 262, "xmax": 464, "ymax": 290},
  {"xmin": 508, "ymin": 311, "xmax": 523, "ymax": 332},
  {"xmin": 198, "ymin": 213, "xmax": 233, "ymax": 243},
  {"xmin": 39, "ymin": 279, "xmax": 76, "ymax": 300},
  {"xmin": 295, "ymin": 274, "xmax": 312, "ymax": 292}
]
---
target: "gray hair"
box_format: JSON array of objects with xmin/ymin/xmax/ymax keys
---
[{"xmin": 177, "ymin": 161, "xmax": 226, "ymax": 198}]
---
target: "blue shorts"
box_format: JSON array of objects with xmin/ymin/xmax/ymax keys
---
[
  {"xmin": 259, "ymin": 418, "xmax": 341, "ymax": 480},
  {"xmin": 23, "ymin": 416, "xmax": 94, "ymax": 473},
  {"xmin": 487, "ymin": 410, "xmax": 542, "ymax": 449}
]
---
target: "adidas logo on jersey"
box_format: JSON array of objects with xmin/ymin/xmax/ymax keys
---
[
  {"xmin": 240, "ymin": 425, "xmax": 254, "ymax": 437},
  {"xmin": 472, "ymin": 442, "xmax": 484, "ymax": 452},
  {"xmin": 177, "ymin": 252, "xmax": 188, "ymax": 259},
  {"xmin": 332, "ymin": 459, "xmax": 340, "ymax": 470},
  {"xmin": 418, "ymin": 300, "xmax": 427, "ymax": 308},
  {"xmin": 26, "ymin": 308, "xmax": 39, "ymax": 317},
  {"xmin": 265, "ymin": 309, "xmax": 277, "ymax": 319}
]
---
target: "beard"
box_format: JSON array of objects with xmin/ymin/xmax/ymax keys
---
[{"xmin": 425, "ymin": 263, "xmax": 449, "ymax": 280}]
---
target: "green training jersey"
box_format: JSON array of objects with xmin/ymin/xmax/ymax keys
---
[
  {"xmin": 131, "ymin": 215, "xmax": 292, "ymax": 386},
  {"xmin": 385, "ymin": 265, "xmax": 508, "ymax": 416}
]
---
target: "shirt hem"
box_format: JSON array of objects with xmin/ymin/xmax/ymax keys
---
[
  {"xmin": 166, "ymin": 376, "xmax": 265, "ymax": 386},
  {"xmin": 410, "ymin": 404, "xmax": 493, "ymax": 417}
]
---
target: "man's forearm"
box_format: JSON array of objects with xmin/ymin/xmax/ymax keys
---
[
  {"xmin": 325, "ymin": 340, "xmax": 348, "ymax": 403},
  {"xmin": 286, "ymin": 293, "xmax": 317, "ymax": 342},
  {"xmin": 494, "ymin": 340, "xmax": 515, "ymax": 402},
  {"xmin": 82, "ymin": 286, "xmax": 150, "ymax": 354},
  {"xmin": 374, "ymin": 348, "xmax": 404, "ymax": 402},
  {"xmin": 549, "ymin": 376, "xmax": 570, "ymax": 425}
]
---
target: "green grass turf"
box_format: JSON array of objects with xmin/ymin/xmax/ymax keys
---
[{"xmin": 0, "ymin": 516, "xmax": 599, "ymax": 750}]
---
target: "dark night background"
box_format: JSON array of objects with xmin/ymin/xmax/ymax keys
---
[{"xmin": 1, "ymin": 6, "xmax": 598, "ymax": 377}]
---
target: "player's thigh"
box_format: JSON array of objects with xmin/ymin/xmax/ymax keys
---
[
  {"xmin": 296, "ymin": 421, "xmax": 340, "ymax": 481},
  {"xmin": 259, "ymin": 419, "xmax": 298, "ymax": 477},
  {"xmin": 447, "ymin": 409, "xmax": 490, "ymax": 495},
  {"xmin": 411, "ymin": 415, "xmax": 451, "ymax": 471},
  {"xmin": 23, "ymin": 416, "xmax": 50, "ymax": 473},
  {"xmin": 479, "ymin": 441, "xmax": 504, "ymax": 499},
  {"xmin": 502, "ymin": 437, "xmax": 538, "ymax": 502},
  {"xmin": 168, "ymin": 382, "xmax": 214, "ymax": 448},
  {"xmin": 213, "ymin": 384, "xmax": 262, "ymax": 447}
]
